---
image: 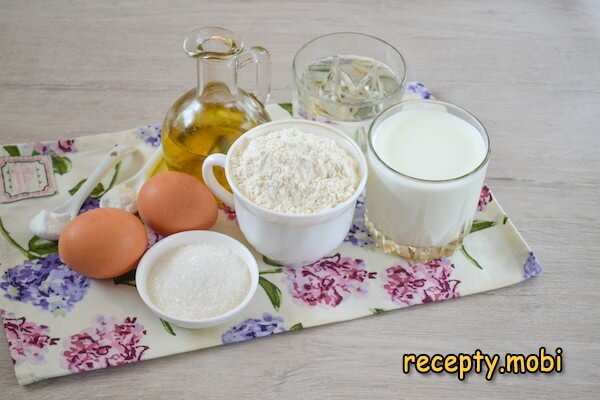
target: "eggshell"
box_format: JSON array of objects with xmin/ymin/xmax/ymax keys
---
[
  {"xmin": 58, "ymin": 208, "xmax": 148, "ymax": 279},
  {"xmin": 137, "ymin": 171, "xmax": 218, "ymax": 236}
]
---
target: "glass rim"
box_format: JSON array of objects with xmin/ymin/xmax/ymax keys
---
[
  {"xmin": 292, "ymin": 32, "xmax": 408, "ymax": 107},
  {"xmin": 368, "ymin": 99, "xmax": 491, "ymax": 183}
]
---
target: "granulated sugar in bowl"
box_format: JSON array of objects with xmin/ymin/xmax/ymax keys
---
[
  {"xmin": 136, "ymin": 231, "xmax": 259, "ymax": 329},
  {"xmin": 148, "ymin": 243, "xmax": 251, "ymax": 320}
]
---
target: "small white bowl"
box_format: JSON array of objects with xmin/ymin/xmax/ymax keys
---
[{"xmin": 135, "ymin": 230, "xmax": 259, "ymax": 329}]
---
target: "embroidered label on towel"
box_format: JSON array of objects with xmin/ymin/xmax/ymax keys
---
[{"xmin": 0, "ymin": 156, "xmax": 57, "ymax": 203}]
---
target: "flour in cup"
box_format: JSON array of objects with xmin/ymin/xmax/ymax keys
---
[{"xmin": 230, "ymin": 128, "xmax": 359, "ymax": 214}]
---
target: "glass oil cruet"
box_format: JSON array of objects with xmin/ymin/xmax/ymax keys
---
[{"xmin": 162, "ymin": 27, "xmax": 271, "ymax": 184}]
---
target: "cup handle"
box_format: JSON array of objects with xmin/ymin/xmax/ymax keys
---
[{"xmin": 202, "ymin": 153, "xmax": 234, "ymax": 208}]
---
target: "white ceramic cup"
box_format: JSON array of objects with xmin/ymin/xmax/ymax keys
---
[
  {"xmin": 136, "ymin": 230, "xmax": 259, "ymax": 329},
  {"xmin": 202, "ymin": 119, "xmax": 368, "ymax": 266}
]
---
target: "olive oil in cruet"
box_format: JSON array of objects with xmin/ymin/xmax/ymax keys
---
[{"xmin": 162, "ymin": 27, "xmax": 271, "ymax": 185}]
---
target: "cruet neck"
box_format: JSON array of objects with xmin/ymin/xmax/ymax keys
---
[
  {"xmin": 183, "ymin": 27, "xmax": 243, "ymax": 98},
  {"xmin": 195, "ymin": 57, "xmax": 238, "ymax": 98}
]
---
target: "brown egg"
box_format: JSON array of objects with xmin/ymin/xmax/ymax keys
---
[
  {"xmin": 137, "ymin": 171, "xmax": 218, "ymax": 236},
  {"xmin": 58, "ymin": 208, "xmax": 148, "ymax": 279}
]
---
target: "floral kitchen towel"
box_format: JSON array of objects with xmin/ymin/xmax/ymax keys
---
[{"xmin": 0, "ymin": 82, "xmax": 541, "ymax": 385}]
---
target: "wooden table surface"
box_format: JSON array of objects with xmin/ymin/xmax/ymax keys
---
[{"xmin": 1, "ymin": 1, "xmax": 599, "ymax": 398}]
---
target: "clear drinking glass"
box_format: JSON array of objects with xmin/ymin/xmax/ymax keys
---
[
  {"xmin": 292, "ymin": 33, "xmax": 407, "ymax": 149},
  {"xmin": 365, "ymin": 100, "xmax": 491, "ymax": 261}
]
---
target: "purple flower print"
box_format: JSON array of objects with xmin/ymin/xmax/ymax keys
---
[
  {"xmin": 222, "ymin": 313, "xmax": 286, "ymax": 344},
  {"xmin": 523, "ymin": 252, "xmax": 542, "ymax": 279},
  {"xmin": 218, "ymin": 203, "xmax": 237, "ymax": 222},
  {"xmin": 138, "ymin": 125, "xmax": 162, "ymax": 147},
  {"xmin": 32, "ymin": 139, "xmax": 76, "ymax": 155},
  {"xmin": 383, "ymin": 259, "xmax": 460, "ymax": 306},
  {"xmin": 406, "ymin": 81, "xmax": 432, "ymax": 99},
  {"xmin": 298, "ymin": 107, "xmax": 309, "ymax": 120},
  {"xmin": 146, "ymin": 229, "xmax": 164, "ymax": 248},
  {"xmin": 1, "ymin": 310, "xmax": 59, "ymax": 366},
  {"xmin": 344, "ymin": 192, "xmax": 374, "ymax": 248},
  {"xmin": 56, "ymin": 139, "xmax": 75, "ymax": 154},
  {"xmin": 62, "ymin": 315, "xmax": 148, "ymax": 372},
  {"xmin": 1, "ymin": 254, "xmax": 91, "ymax": 316},
  {"xmin": 78, "ymin": 196, "xmax": 100, "ymax": 214},
  {"xmin": 57, "ymin": 139, "xmax": 75, "ymax": 153},
  {"xmin": 283, "ymin": 253, "xmax": 377, "ymax": 308},
  {"xmin": 478, "ymin": 184, "xmax": 493, "ymax": 212},
  {"xmin": 345, "ymin": 222, "xmax": 370, "ymax": 247}
]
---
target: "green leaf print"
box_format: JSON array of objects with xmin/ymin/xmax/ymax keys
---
[
  {"xmin": 28, "ymin": 236, "xmax": 58, "ymax": 256},
  {"xmin": 460, "ymin": 245, "xmax": 483, "ymax": 270},
  {"xmin": 113, "ymin": 269, "xmax": 137, "ymax": 287},
  {"xmin": 259, "ymin": 267, "xmax": 283, "ymax": 275},
  {"xmin": 0, "ymin": 220, "xmax": 60, "ymax": 259},
  {"xmin": 279, "ymin": 102, "xmax": 293, "ymax": 114},
  {"xmin": 262, "ymin": 255, "xmax": 284, "ymax": 267},
  {"xmin": 51, "ymin": 156, "xmax": 72, "ymax": 175},
  {"xmin": 105, "ymin": 161, "xmax": 122, "ymax": 192},
  {"xmin": 0, "ymin": 217, "xmax": 37, "ymax": 260},
  {"xmin": 68, "ymin": 179, "xmax": 105, "ymax": 198},
  {"xmin": 370, "ymin": 308, "xmax": 386, "ymax": 315},
  {"xmin": 160, "ymin": 318, "xmax": 176, "ymax": 336},
  {"xmin": 67, "ymin": 161, "xmax": 121, "ymax": 197},
  {"xmin": 259, "ymin": 276, "xmax": 282, "ymax": 310},
  {"xmin": 3, "ymin": 145, "xmax": 20, "ymax": 156},
  {"xmin": 470, "ymin": 220, "xmax": 496, "ymax": 234},
  {"xmin": 503, "ymin": 215, "xmax": 509, "ymax": 225},
  {"xmin": 289, "ymin": 323, "xmax": 304, "ymax": 331}
]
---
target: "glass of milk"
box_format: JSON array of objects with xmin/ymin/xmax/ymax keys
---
[{"xmin": 365, "ymin": 100, "xmax": 490, "ymax": 261}]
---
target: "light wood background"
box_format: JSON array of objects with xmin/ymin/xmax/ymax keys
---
[{"xmin": 1, "ymin": 1, "xmax": 599, "ymax": 398}]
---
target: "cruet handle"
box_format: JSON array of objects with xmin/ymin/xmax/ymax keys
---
[{"xmin": 237, "ymin": 46, "xmax": 271, "ymax": 105}]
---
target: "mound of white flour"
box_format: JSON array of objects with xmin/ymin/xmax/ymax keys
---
[{"xmin": 230, "ymin": 128, "xmax": 359, "ymax": 214}]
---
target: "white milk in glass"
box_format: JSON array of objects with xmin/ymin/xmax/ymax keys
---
[{"xmin": 365, "ymin": 102, "xmax": 489, "ymax": 260}]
